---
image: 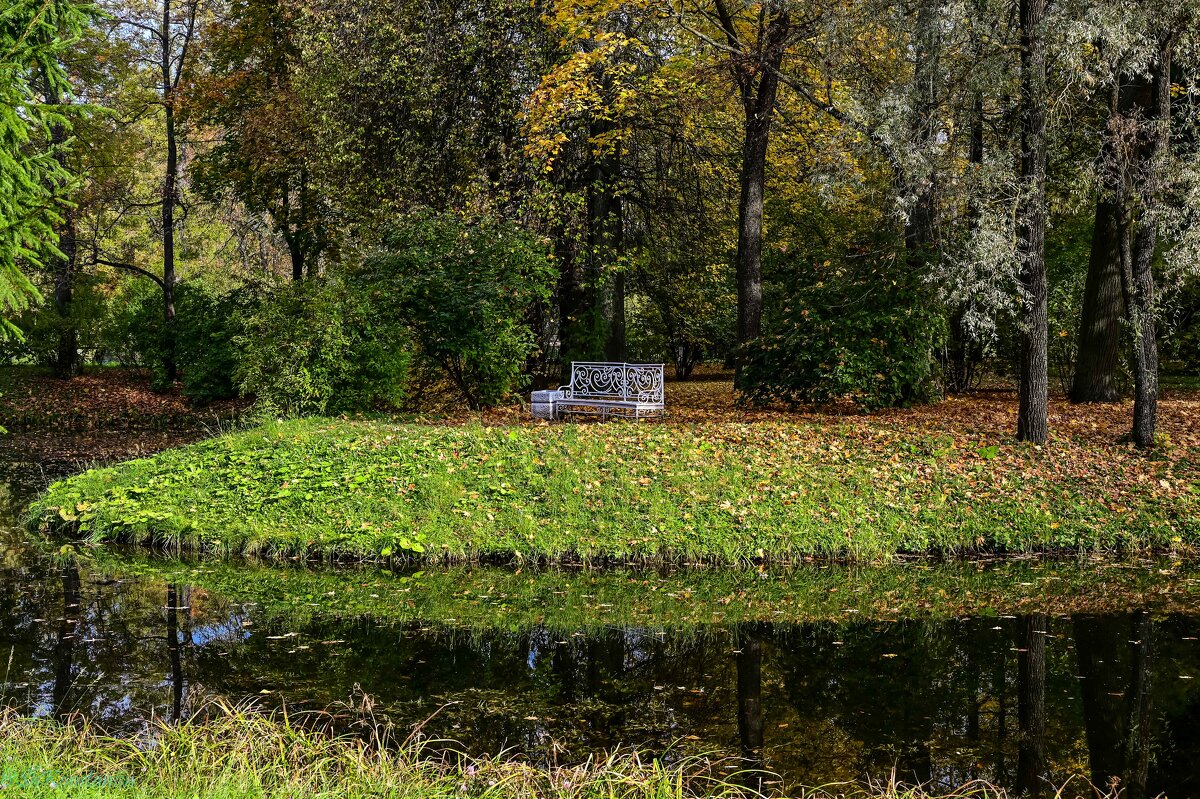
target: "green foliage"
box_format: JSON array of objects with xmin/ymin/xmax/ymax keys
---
[
  {"xmin": 1164, "ymin": 276, "xmax": 1200, "ymax": 375},
  {"xmin": 0, "ymin": 705, "xmax": 762, "ymax": 799},
  {"xmin": 97, "ymin": 551, "xmax": 1200, "ymax": 632},
  {"xmin": 175, "ymin": 282, "xmax": 260, "ymax": 404},
  {"xmin": 27, "ymin": 416, "xmax": 1197, "ymax": 563},
  {"xmin": 740, "ymin": 267, "xmax": 946, "ymax": 411},
  {"xmin": 96, "ymin": 279, "xmax": 162, "ymax": 368},
  {"xmin": 189, "ymin": 0, "xmax": 331, "ymax": 277},
  {"xmin": 359, "ymin": 212, "xmax": 555, "ymax": 410},
  {"xmin": 94, "ymin": 278, "xmax": 255, "ymax": 402},
  {"xmin": 628, "ymin": 259, "xmax": 735, "ymax": 379},
  {"xmin": 1045, "ymin": 213, "xmax": 1092, "ymax": 394},
  {"xmin": 0, "ymin": 274, "xmax": 109, "ymax": 366},
  {"xmin": 0, "ymin": 0, "xmax": 95, "ymax": 335},
  {"xmin": 235, "ymin": 278, "xmax": 411, "ymax": 416}
]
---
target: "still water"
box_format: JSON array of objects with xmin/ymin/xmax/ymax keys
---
[{"xmin": 2, "ymin": 464, "xmax": 1199, "ymax": 796}]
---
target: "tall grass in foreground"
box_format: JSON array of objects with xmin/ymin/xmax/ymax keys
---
[{"xmin": 0, "ymin": 701, "xmax": 1111, "ymax": 799}]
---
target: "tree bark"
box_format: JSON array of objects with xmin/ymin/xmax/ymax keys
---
[
  {"xmin": 161, "ymin": 0, "xmax": 179, "ymax": 384},
  {"xmin": 286, "ymin": 233, "xmax": 305, "ymax": 282},
  {"xmin": 721, "ymin": 5, "xmax": 789, "ymax": 380},
  {"xmin": 1071, "ymin": 197, "xmax": 1125, "ymax": 403},
  {"xmin": 605, "ymin": 269, "xmax": 626, "ymax": 362},
  {"xmin": 904, "ymin": 0, "xmax": 941, "ymax": 269},
  {"xmin": 47, "ymin": 81, "xmax": 81, "ymax": 379},
  {"xmin": 1122, "ymin": 34, "xmax": 1172, "ymax": 449},
  {"xmin": 734, "ymin": 105, "xmax": 773, "ymax": 356},
  {"xmin": 1016, "ymin": 0, "xmax": 1049, "ymax": 443}
]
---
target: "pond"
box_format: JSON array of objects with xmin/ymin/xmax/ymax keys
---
[{"xmin": 2, "ymin": 457, "xmax": 1199, "ymax": 797}]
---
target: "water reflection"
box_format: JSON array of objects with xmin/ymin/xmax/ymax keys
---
[{"xmin": 3, "ymin": 560, "xmax": 1198, "ymax": 795}]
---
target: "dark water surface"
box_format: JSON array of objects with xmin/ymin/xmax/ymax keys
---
[{"xmin": 3, "ymin": 464, "xmax": 1200, "ymax": 795}]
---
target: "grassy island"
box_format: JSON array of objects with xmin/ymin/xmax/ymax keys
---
[{"xmin": 27, "ymin": 397, "xmax": 1199, "ymax": 563}]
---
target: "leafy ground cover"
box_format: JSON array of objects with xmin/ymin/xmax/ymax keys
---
[
  {"xmin": 0, "ymin": 704, "xmax": 1067, "ymax": 799},
  {"xmin": 0, "ymin": 367, "xmax": 248, "ymax": 474},
  {"xmin": 0, "ymin": 366, "xmax": 247, "ymax": 431},
  {"xmin": 26, "ymin": 376, "xmax": 1200, "ymax": 562}
]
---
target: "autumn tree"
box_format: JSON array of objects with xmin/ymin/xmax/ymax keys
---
[
  {"xmin": 676, "ymin": 0, "xmax": 825, "ymax": 371},
  {"xmin": 92, "ymin": 0, "xmax": 206, "ymax": 383},
  {"xmin": 1014, "ymin": 0, "xmax": 1049, "ymax": 443},
  {"xmin": 190, "ymin": 0, "xmax": 330, "ymax": 281}
]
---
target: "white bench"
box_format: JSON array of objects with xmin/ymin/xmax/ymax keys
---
[{"xmin": 531, "ymin": 362, "xmax": 665, "ymax": 420}]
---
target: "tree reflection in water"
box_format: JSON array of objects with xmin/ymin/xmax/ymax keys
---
[{"xmin": 3, "ymin": 564, "xmax": 1200, "ymax": 796}]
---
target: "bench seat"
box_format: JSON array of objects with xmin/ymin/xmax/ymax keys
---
[{"xmin": 533, "ymin": 362, "xmax": 665, "ymax": 420}]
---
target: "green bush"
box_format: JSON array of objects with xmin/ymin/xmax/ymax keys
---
[
  {"xmin": 0, "ymin": 273, "xmax": 109, "ymax": 367},
  {"xmin": 235, "ymin": 278, "xmax": 410, "ymax": 416},
  {"xmin": 739, "ymin": 269, "xmax": 946, "ymax": 411},
  {"xmin": 175, "ymin": 282, "xmax": 259, "ymax": 404},
  {"xmin": 96, "ymin": 278, "xmax": 166, "ymax": 369},
  {"xmin": 95, "ymin": 277, "xmax": 255, "ymax": 402},
  {"xmin": 358, "ymin": 211, "xmax": 555, "ymax": 410}
]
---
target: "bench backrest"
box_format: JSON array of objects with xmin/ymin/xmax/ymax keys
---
[{"xmin": 569, "ymin": 362, "xmax": 664, "ymax": 403}]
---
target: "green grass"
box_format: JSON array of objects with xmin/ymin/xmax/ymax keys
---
[
  {"xmin": 0, "ymin": 703, "xmax": 1092, "ymax": 799},
  {"xmin": 0, "ymin": 703, "xmax": 751, "ymax": 799},
  {"xmin": 26, "ymin": 417, "xmax": 1200, "ymax": 564}
]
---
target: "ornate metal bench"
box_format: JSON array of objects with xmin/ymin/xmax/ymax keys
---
[{"xmin": 531, "ymin": 362, "xmax": 665, "ymax": 420}]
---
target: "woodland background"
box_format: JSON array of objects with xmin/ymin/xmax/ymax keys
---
[{"xmin": 4, "ymin": 0, "xmax": 1200, "ymax": 444}]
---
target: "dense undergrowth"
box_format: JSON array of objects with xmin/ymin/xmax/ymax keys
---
[{"xmin": 27, "ymin": 416, "xmax": 1199, "ymax": 564}]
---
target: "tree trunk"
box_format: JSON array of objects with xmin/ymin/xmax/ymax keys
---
[
  {"xmin": 734, "ymin": 114, "xmax": 772, "ymax": 358},
  {"xmin": 1071, "ymin": 197, "xmax": 1125, "ymax": 403},
  {"xmin": 52, "ymin": 211, "xmax": 80, "ymax": 378},
  {"xmin": 730, "ymin": 13, "xmax": 788, "ymax": 379},
  {"xmin": 1016, "ymin": 0, "xmax": 1049, "ymax": 443},
  {"xmin": 605, "ymin": 269, "xmax": 626, "ymax": 362},
  {"xmin": 1123, "ymin": 34, "xmax": 1172, "ymax": 449},
  {"xmin": 1015, "ymin": 613, "xmax": 1047, "ymax": 796},
  {"xmin": 161, "ymin": 0, "xmax": 179, "ymax": 384},
  {"xmin": 46, "ymin": 81, "xmax": 81, "ymax": 379},
  {"xmin": 904, "ymin": 0, "xmax": 941, "ymax": 269},
  {"xmin": 1126, "ymin": 220, "xmax": 1159, "ymax": 448},
  {"xmin": 286, "ymin": 233, "xmax": 305, "ymax": 282}
]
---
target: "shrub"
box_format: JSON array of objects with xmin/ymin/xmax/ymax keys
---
[
  {"xmin": 0, "ymin": 273, "xmax": 109, "ymax": 367},
  {"xmin": 175, "ymin": 282, "xmax": 260, "ymax": 404},
  {"xmin": 96, "ymin": 278, "xmax": 162, "ymax": 368},
  {"xmin": 739, "ymin": 270, "xmax": 946, "ymax": 411},
  {"xmin": 358, "ymin": 211, "xmax": 555, "ymax": 409},
  {"xmin": 235, "ymin": 278, "xmax": 410, "ymax": 416}
]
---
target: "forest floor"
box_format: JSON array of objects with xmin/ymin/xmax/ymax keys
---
[
  {"xmin": 22, "ymin": 366, "xmax": 1200, "ymax": 564},
  {"xmin": 0, "ymin": 366, "xmax": 248, "ymax": 477}
]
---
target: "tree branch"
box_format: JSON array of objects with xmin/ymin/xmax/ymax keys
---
[{"xmin": 93, "ymin": 257, "xmax": 166, "ymax": 288}]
